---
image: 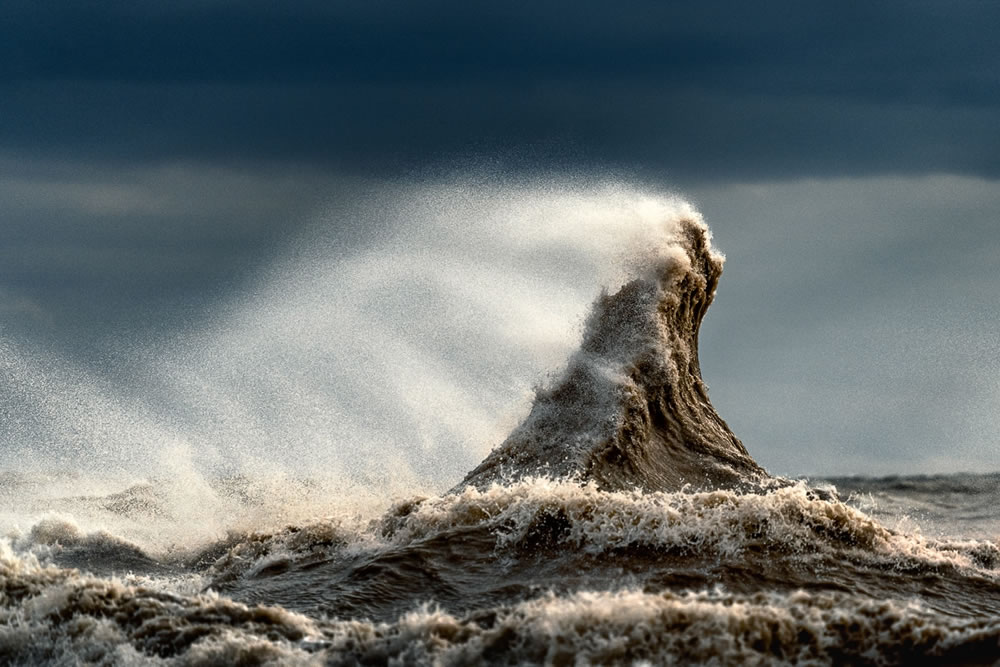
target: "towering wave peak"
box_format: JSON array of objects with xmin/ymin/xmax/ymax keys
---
[{"xmin": 458, "ymin": 215, "xmax": 767, "ymax": 493}]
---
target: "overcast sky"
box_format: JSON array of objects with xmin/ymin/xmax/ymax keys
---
[{"xmin": 2, "ymin": 1, "xmax": 998, "ymax": 484}]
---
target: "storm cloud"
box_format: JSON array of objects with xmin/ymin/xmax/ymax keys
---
[{"xmin": 3, "ymin": 1, "xmax": 999, "ymax": 179}]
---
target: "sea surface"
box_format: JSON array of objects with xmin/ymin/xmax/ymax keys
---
[
  {"xmin": 3, "ymin": 472, "xmax": 1000, "ymax": 665},
  {"xmin": 2, "ymin": 198, "xmax": 998, "ymax": 665}
]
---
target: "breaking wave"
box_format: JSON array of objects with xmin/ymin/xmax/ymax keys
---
[
  {"xmin": 459, "ymin": 214, "xmax": 765, "ymax": 493},
  {"xmin": 2, "ymin": 180, "xmax": 998, "ymax": 665}
]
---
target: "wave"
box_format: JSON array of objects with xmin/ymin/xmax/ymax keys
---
[
  {"xmin": 458, "ymin": 215, "xmax": 766, "ymax": 493},
  {"xmin": 311, "ymin": 589, "xmax": 1000, "ymax": 666},
  {"xmin": 15, "ymin": 475, "xmax": 1000, "ymax": 631},
  {"xmin": 189, "ymin": 479, "xmax": 1000, "ymax": 621},
  {"xmin": 3, "ymin": 184, "xmax": 998, "ymax": 665},
  {"xmin": 2, "ymin": 547, "xmax": 998, "ymax": 666},
  {"xmin": 0, "ymin": 547, "xmax": 321, "ymax": 665}
]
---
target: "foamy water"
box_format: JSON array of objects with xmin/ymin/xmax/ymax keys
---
[{"xmin": 2, "ymin": 180, "xmax": 998, "ymax": 665}]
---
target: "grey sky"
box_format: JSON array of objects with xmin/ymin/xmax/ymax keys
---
[
  {"xmin": 693, "ymin": 175, "xmax": 1000, "ymax": 474},
  {"xmin": 1, "ymin": 1, "xmax": 998, "ymax": 484}
]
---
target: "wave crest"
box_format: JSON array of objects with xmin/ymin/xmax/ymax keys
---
[{"xmin": 458, "ymin": 216, "xmax": 765, "ymax": 493}]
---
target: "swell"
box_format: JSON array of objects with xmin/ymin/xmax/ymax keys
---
[
  {"xmin": 201, "ymin": 481, "xmax": 1000, "ymax": 621},
  {"xmin": 457, "ymin": 217, "xmax": 765, "ymax": 493},
  {"xmin": 19, "ymin": 478, "xmax": 1000, "ymax": 623}
]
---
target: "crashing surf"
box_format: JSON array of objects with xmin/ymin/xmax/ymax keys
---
[
  {"xmin": 459, "ymin": 215, "xmax": 766, "ymax": 493},
  {"xmin": 2, "ymin": 185, "xmax": 998, "ymax": 665}
]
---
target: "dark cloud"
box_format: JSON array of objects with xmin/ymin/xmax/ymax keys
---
[
  {"xmin": 2, "ymin": 1, "xmax": 998, "ymax": 179},
  {"xmin": 4, "ymin": 2, "xmax": 997, "ymax": 98},
  {"xmin": 4, "ymin": 81, "xmax": 998, "ymax": 183}
]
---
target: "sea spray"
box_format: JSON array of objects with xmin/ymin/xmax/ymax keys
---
[
  {"xmin": 2, "ymin": 181, "xmax": 999, "ymax": 665},
  {"xmin": 459, "ymin": 215, "xmax": 764, "ymax": 492}
]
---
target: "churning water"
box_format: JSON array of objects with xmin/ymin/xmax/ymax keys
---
[{"xmin": 2, "ymin": 180, "xmax": 999, "ymax": 665}]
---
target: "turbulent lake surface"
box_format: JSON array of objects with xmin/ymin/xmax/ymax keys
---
[{"xmin": 2, "ymin": 195, "xmax": 998, "ymax": 665}]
